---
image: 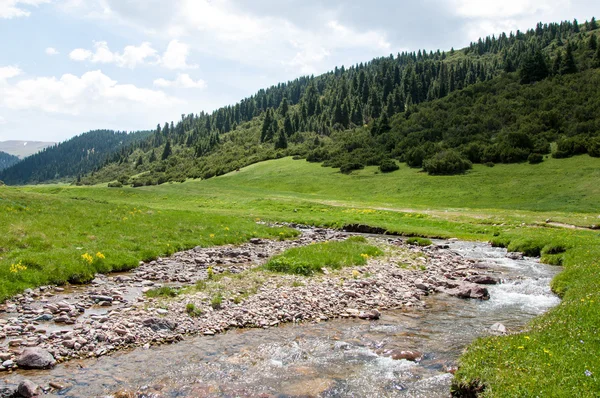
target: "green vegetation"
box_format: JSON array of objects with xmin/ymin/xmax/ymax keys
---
[
  {"xmin": 185, "ymin": 303, "xmax": 203, "ymax": 317},
  {"xmin": 406, "ymin": 237, "xmax": 433, "ymax": 247},
  {"xmin": 210, "ymin": 293, "xmax": 223, "ymax": 310},
  {"xmin": 0, "ymin": 151, "xmax": 19, "ymax": 172},
  {"xmin": 145, "ymin": 286, "xmax": 179, "ymax": 298},
  {"xmin": 265, "ymin": 236, "xmax": 382, "ymax": 276}
]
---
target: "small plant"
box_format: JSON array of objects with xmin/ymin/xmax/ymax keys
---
[
  {"xmin": 528, "ymin": 153, "xmax": 544, "ymax": 164},
  {"xmin": 406, "ymin": 237, "xmax": 432, "ymax": 247},
  {"xmin": 207, "ymin": 266, "xmax": 214, "ymax": 280},
  {"xmin": 352, "ymin": 270, "xmax": 360, "ymax": 279},
  {"xmin": 291, "ymin": 280, "xmax": 305, "ymax": 287},
  {"xmin": 145, "ymin": 286, "xmax": 179, "ymax": 298},
  {"xmin": 211, "ymin": 293, "xmax": 223, "ymax": 309},
  {"xmin": 185, "ymin": 303, "xmax": 203, "ymax": 317},
  {"xmin": 10, "ymin": 260, "xmax": 27, "ymax": 273}
]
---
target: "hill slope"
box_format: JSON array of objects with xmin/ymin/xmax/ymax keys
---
[
  {"xmin": 77, "ymin": 17, "xmax": 600, "ymax": 186},
  {"xmin": 0, "ymin": 130, "xmax": 151, "ymax": 185},
  {"xmin": 0, "ymin": 151, "xmax": 19, "ymax": 172},
  {"xmin": 0, "ymin": 141, "xmax": 54, "ymax": 158}
]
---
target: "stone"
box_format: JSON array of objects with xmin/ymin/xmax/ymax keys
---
[
  {"xmin": 358, "ymin": 309, "xmax": 380, "ymax": 320},
  {"xmin": 466, "ymin": 275, "xmax": 500, "ymax": 285},
  {"xmin": 390, "ymin": 350, "xmax": 423, "ymax": 362},
  {"xmin": 16, "ymin": 348, "xmax": 56, "ymax": 369},
  {"xmin": 142, "ymin": 318, "xmax": 177, "ymax": 332},
  {"xmin": 490, "ymin": 323, "xmax": 507, "ymax": 335},
  {"xmin": 90, "ymin": 295, "xmax": 113, "ymax": 303},
  {"xmin": 33, "ymin": 314, "xmax": 53, "ymax": 322},
  {"xmin": 2, "ymin": 360, "xmax": 14, "ymax": 368},
  {"xmin": 17, "ymin": 380, "xmax": 40, "ymax": 398}
]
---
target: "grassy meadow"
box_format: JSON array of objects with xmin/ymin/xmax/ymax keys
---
[{"xmin": 1, "ymin": 155, "xmax": 600, "ymax": 396}]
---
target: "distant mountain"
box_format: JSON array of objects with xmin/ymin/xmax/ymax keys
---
[
  {"xmin": 0, "ymin": 151, "xmax": 19, "ymax": 172},
  {"xmin": 0, "ymin": 141, "xmax": 55, "ymax": 158},
  {"xmin": 0, "ymin": 130, "xmax": 152, "ymax": 185}
]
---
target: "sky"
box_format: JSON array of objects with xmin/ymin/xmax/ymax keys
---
[{"xmin": 0, "ymin": 0, "xmax": 599, "ymax": 142}]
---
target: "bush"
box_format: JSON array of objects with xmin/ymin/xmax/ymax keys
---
[
  {"xmin": 528, "ymin": 153, "xmax": 544, "ymax": 164},
  {"xmin": 484, "ymin": 162, "xmax": 495, "ymax": 167},
  {"xmin": 340, "ymin": 162, "xmax": 364, "ymax": 174},
  {"xmin": 405, "ymin": 147, "xmax": 426, "ymax": 168},
  {"xmin": 379, "ymin": 159, "xmax": 400, "ymax": 173},
  {"xmin": 145, "ymin": 286, "xmax": 179, "ymax": 298},
  {"xmin": 186, "ymin": 303, "xmax": 203, "ymax": 317},
  {"xmin": 107, "ymin": 181, "xmax": 123, "ymax": 188},
  {"xmin": 211, "ymin": 293, "xmax": 223, "ymax": 310},
  {"xmin": 423, "ymin": 150, "xmax": 473, "ymax": 175}
]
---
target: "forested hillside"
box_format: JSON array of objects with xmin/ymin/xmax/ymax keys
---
[
  {"xmin": 0, "ymin": 130, "xmax": 151, "ymax": 185},
  {"xmin": 0, "ymin": 151, "xmax": 19, "ymax": 172},
  {"xmin": 4, "ymin": 18, "xmax": 599, "ymax": 186}
]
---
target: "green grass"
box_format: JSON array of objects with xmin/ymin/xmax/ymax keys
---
[
  {"xmin": 145, "ymin": 286, "xmax": 179, "ymax": 298},
  {"xmin": 406, "ymin": 237, "xmax": 433, "ymax": 246},
  {"xmin": 2, "ymin": 155, "xmax": 600, "ymax": 395},
  {"xmin": 264, "ymin": 236, "xmax": 383, "ymax": 276}
]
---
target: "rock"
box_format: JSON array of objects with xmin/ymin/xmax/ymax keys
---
[
  {"xmin": 90, "ymin": 295, "xmax": 113, "ymax": 303},
  {"xmin": 17, "ymin": 380, "xmax": 40, "ymax": 398},
  {"xmin": 33, "ymin": 314, "xmax": 53, "ymax": 322},
  {"xmin": 390, "ymin": 350, "xmax": 423, "ymax": 362},
  {"xmin": 490, "ymin": 323, "xmax": 507, "ymax": 335},
  {"xmin": 142, "ymin": 318, "xmax": 177, "ymax": 332},
  {"xmin": 249, "ymin": 238, "xmax": 263, "ymax": 244},
  {"xmin": 49, "ymin": 382, "xmax": 66, "ymax": 390},
  {"xmin": 156, "ymin": 309, "xmax": 168, "ymax": 315},
  {"xmin": 2, "ymin": 360, "xmax": 14, "ymax": 368},
  {"xmin": 465, "ymin": 275, "xmax": 500, "ymax": 285},
  {"xmin": 414, "ymin": 279, "xmax": 429, "ymax": 291},
  {"xmin": 358, "ymin": 309, "xmax": 380, "ymax": 320},
  {"xmin": 16, "ymin": 348, "xmax": 56, "ymax": 369},
  {"xmin": 506, "ymin": 252, "xmax": 523, "ymax": 260}
]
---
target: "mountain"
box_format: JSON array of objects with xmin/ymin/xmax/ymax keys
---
[
  {"xmin": 0, "ymin": 130, "xmax": 152, "ymax": 185},
  {"xmin": 6, "ymin": 17, "xmax": 600, "ymax": 186},
  {"xmin": 0, "ymin": 151, "xmax": 19, "ymax": 172},
  {"xmin": 0, "ymin": 141, "xmax": 55, "ymax": 158}
]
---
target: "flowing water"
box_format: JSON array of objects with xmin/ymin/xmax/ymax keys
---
[{"xmin": 2, "ymin": 240, "xmax": 560, "ymax": 397}]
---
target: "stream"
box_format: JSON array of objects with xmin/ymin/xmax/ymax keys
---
[{"xmin": 1, "ymin": 239, "xmax": 560, "ymax": 397}]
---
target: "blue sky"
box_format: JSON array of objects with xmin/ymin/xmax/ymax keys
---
[{"xmin": 0, "ymin": 0, "xmax": 599, "ymax": 142}]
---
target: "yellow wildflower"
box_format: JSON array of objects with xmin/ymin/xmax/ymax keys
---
[
  {"xmin": 95, "ymin": 252, "xmax": 105, "ymax": 260},
  {"xmin": 352, "ymin": 270, "xmax": 360, "ymax": 279},
  {"xmin": 81, "ymin": 253, "xmax": 94, "ymax": 265},
  {"xmin": 10, "ymin": 260, "xmax": 27, "ymax": 273}
]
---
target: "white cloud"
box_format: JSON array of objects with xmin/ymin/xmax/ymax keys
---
[
  {"xmin": 69, "ymin": 41, "xmax": 158, "ymax": 69},
  {"xmin": 154, "ymin": 73, "xmax": 206, "ymax": 89},
  {"xmin": 62, "ymin": 0, "xmax": 392, "ymax": 75},
  {"xmin": 159, "ymin": 40, "xmax": 197, "ymax": 70},
  {"xmin": 0, "ymin": 65, "xmax": 22, "ymax": 80},
  {"xmin": 69, "ymin": 48, "xmax": 92, "ymax": 61},
  {"xmin": 450, "ymin": 0, "xmax": 563, "ymax": 19},
  {"xmin": 0, "ymin": 116, "xmax": 6, "ymax": 125},
  {"xmin": 0, "ymin": 0, "xmax": 50, "ymax": 19},
  {"xmin": 0, "ymin": 69, "xmax": 182, "ymax": 115},
  {"xmin": 45, "ymin": 47, "xmax": 59, "ymax": 56}
]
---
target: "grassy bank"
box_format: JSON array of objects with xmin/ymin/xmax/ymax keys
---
[{"xmin": 1, "ymin": 156, "xmax": 600, "ymax": 395}]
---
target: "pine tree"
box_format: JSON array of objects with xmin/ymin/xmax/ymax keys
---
[
  {"xmin": 149, "ymin": 150, "xmax": 157, "ymax": 163},
  {"xmin": 591, "ymin": 17, "xmax": 598, "ymax": 31},
  {"xmin": 593, "ymin": 45, "xmax": 600, "ymax": 68},
  {"xmin": 589, "ymin": 34, "xmax": 598, "ymax": 50},
  {"xmin": 552, "ymin": 51, "xmax": 563, "ymax": 75},
  {"xmin": 519, "ymin": 50, "xmax": 549, "ymax": 84},
  {"xmin": 135, "ymin": 155, "xmax": 143, "ymax": 168},
  {"xmin": 283, "ymin": 114, "xmax": 294, "ymax": 136},
  {"xmin": 278, "ymin": 97, "xmax": 289, "ymax": 116},
  {"xmin": 560, "ymin": 42, "xmax": 577, "ymax": 75},
  {"xmin": 161, "ymin": 140, "xmax": 172, "ymax": 160},
  {"xmin": 274, "ymin": 129, "xmax": 288, "ymax": 149},
  {"xmin": 260, "ymin": 109, "xmax": 273, "ymax": 142}
]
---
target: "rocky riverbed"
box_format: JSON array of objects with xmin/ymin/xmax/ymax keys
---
[{"xmin": 0, "ymin": 227, "xmax": 509, "ymax": 395}]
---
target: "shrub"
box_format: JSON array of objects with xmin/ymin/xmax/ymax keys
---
[
  {"xmin": 186, "ymin": 303, "xmax": 203, "ymax": 317},
  {"xmin": 108, "ymin": 181, "xmax": 123, "ymax": 188},
  {"xmin": 423, "ymin": 150, "xmax": 472, "ymax": 175},
  {"xmin": 528, "ymin": 153, "xmax": 544, "ymax": 164},
  {"xmin": 211, "ymin": 293, "xmax": 223, "ymax": 310},
  {"xmin": 340, "ymin": 162, "xmax": 364, "ymax": 174},
  {"xmin": 379, "ymin": 159, "xmax": 399, "ymax": 173},
  {"xmin": 484, "ymin": 162, "xmax": 495, "ymax": 167},
  {"xmin": 405, "ymin": 147, "xmax": 426, "ymax": 168},
  {"xmin": 406, "ymin": 237, "xmax": 432, "ymax": 246}
]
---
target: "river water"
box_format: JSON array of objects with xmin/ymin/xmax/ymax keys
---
[{"xmin": 2, "ymin": 240, "xmax": 560, "ymax": 397}]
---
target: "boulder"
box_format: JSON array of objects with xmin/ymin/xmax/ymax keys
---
[
  {"xmin": 17, "ymin": 380, "xmax": 40, "ymax": 398},
  {"xmin": 490, "ymin": 323, "xmax": 507, "ymax": 335},
  {"xmin": 16, "ymin": 348, "xmax": 56, "ymax": 369}
]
